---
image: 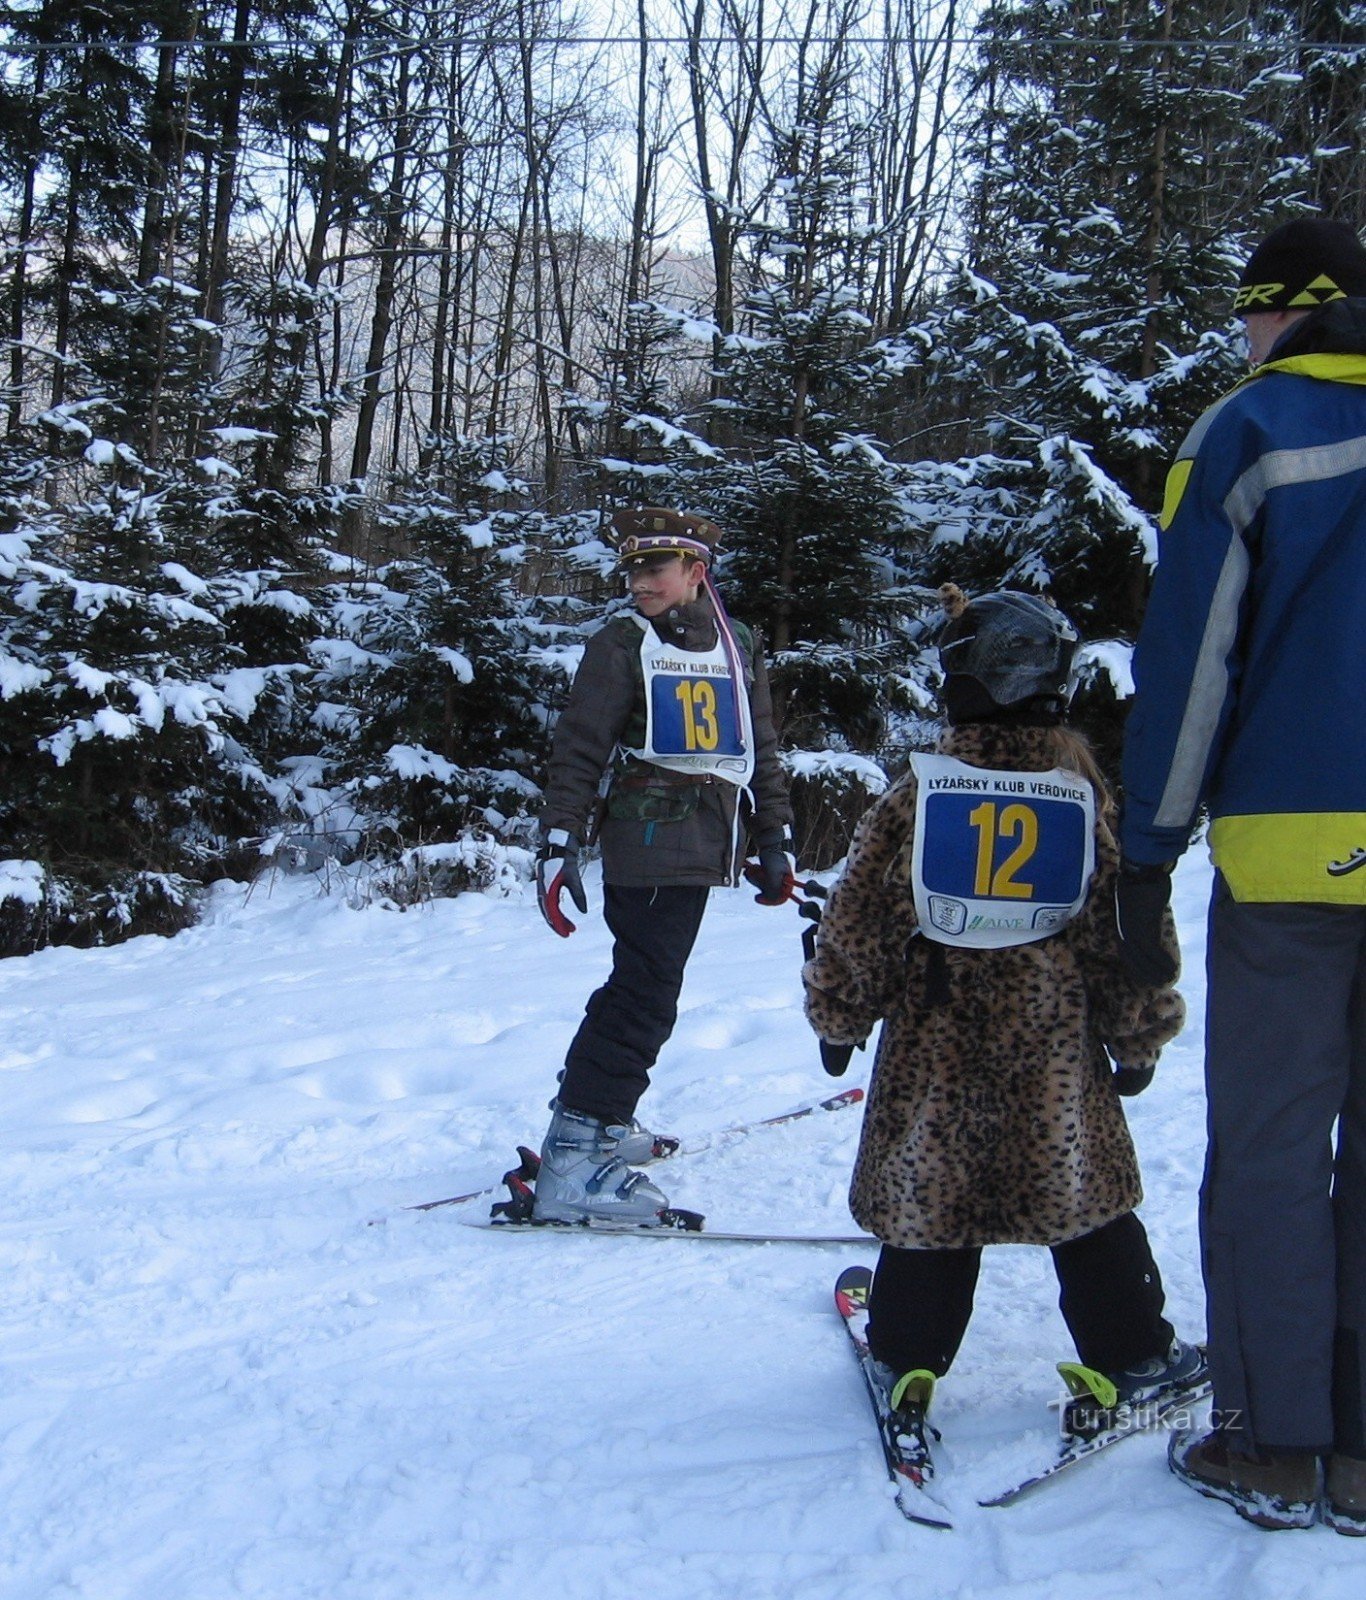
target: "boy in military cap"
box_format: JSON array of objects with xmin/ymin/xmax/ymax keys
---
[{"xmin": 531, "ymin": 507, "xmax": 794, "ymax": 1225}]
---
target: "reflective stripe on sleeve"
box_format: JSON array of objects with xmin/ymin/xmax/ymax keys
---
[{"xmin": 1152, "ymin": 429, "xmax": 1366, "ymax": 831}]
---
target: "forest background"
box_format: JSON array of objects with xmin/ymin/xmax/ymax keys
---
[{"xmin": 0, "ymin": 0, "xmax": 1363, "ymax": 955}]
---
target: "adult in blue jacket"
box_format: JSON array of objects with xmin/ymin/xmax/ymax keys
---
[{"xmin": 1119, "ymin": 217, "xmax": 1366, "ymax": 1534}]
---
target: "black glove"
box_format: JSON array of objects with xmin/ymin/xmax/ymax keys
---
[
  {"xmin": 1115, "ymin": 859, "xmax": 1178, "ymax": 987},
  {"xmin": 820, "ymin": 1040, "xmax": 856, "ymax": 1078},
  {"xmin": 536, "ymin": 829, "xmax": 587, "ymax": 937},
  {"xmin": 747, "ymin": 827, "xmax": 796, "ymax": 905},
  {"xmin": 1113, "ymin": 1063, "xmax": 1155, "ymax": 1097}
]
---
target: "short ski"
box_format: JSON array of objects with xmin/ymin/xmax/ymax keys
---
[
  {"xmin": 978, "ymin": 1362, "xmax": 1212, "ymax": 1507},
  {"xmin": 471, "ymin": 1169, "xmax": 873, "ymax": 1244},
  {"xmin": 835, "ymin": 1265, "xmax": 953, "ymax": 1529},
  {"xmin": 392, "ymin": 1086, "xmax": 864, "ymax": 1217}
]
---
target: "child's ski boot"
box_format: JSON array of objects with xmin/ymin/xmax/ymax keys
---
[{"xmin": 1059, "ymin": 1338, "xmax": 1208, "ymax": 1438}]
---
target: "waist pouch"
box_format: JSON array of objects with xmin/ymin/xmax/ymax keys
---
[{"xmin": 608, "ymin": 765, "xmax": 713, "ymax": 824}]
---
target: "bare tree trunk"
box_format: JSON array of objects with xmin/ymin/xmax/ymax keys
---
[
  {"xmin": 203, "ymin": 0, "xmax": 253, "ymax": 327},
  {"xmin": 266, "ymin": 13, "xmax": 358, "ymax": 491},
  {"xmin": 487, "ymin": 187, "xmax": 531, "ymax": 443},
  {"xmin": 421, "ymin": 41, "xmax": 467, "ymax": 467},
  {"xmin": 350, "ymin": 46, "xmax": 414, "ymax": 487},
  {"xmin": 6, "ymin": 49, "xmax": 46, "ymax": 433}
]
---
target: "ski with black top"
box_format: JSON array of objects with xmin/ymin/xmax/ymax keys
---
[
  {"xmin": 387, "ymin": 1085, "xmax": 865, "ymax": 1218},
  {"xmin": 977, "ymin": 1359, "xmax": 1212, "ymax": 1508},
  {"xmin": 835, "ymin": 1265, "xmax": 953, "ymax": 1529}
]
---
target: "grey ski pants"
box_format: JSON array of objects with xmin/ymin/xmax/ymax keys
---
[{"xmin": 1202, "ymin": 879, "xmax": 1366, "ymax": 1455}]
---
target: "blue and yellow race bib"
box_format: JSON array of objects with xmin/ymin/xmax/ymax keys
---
[
  {"xmin": 908, "ymin": 753, "xmax": 1096, "ymax": 948},
  {"xmin": 648, "ymin": 667, "xmax": 745, "ymax": 759},
  {"xmin": 621, "ymin": 614, "xmax": 755, "ymax": 785}
]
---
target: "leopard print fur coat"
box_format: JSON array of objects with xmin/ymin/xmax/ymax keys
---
[{"xmin": 803, "ymin": 723, "xmax": 1185, "ymax": 1250}]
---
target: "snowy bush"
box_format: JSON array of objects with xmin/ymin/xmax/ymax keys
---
[{"xmin": 783, "ymin": 749, "xmax": 891, "ymax": 871}]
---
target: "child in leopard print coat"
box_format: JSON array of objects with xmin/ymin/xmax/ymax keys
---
[{"xmin": 805, "ymin": 586, "xmax": 1199, "ymax": 1417}]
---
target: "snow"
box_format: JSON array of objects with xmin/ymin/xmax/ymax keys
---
[
  {"xmin": 1075, "ymin": 639, "xmax": 1135, "ymax": 699},
  {"xmin": 0, "ymin": 858, "xmax": 44, "ymax": 906},
  {"xmin": 784, "ymin": 749, "xmax": 889, "ymax": 794},
  {"xmin": 384, "ymin": 743, "xmax": 460, "ymax": 785},
  {"xmin": 0, "ymin": 851, "xmax": 1359, "ymax": 1599},
  {"xmin": 210, "ymin": 427, "xmax": 278, "ymax": 446},
  {"xmin": 160, "ymin": 562, "xmax": 210, "ymax": 597},
  {"xmin": 66, "ymin": 659, "xmax": 116, "ymax": 697},
  {"xmin": 430, "ymin": 646, "xmax": 475, "ymax": 684},
  {"xmin": 0, "ymin": 652, "xmax": 49, "ymax": 699}
]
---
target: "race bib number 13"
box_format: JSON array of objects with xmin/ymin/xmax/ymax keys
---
[{"xmin": 650, "ymin": 672, "xmax": 744, "ymax": 758}]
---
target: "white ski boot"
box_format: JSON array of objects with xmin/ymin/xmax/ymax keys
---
[
  {"xmin": 606, "ymin": 1115, "xmax": 661, "ymax": 1165},
  {"xmin": 532, "ymin": 1102, "xmax": 669, "ymax": 1226},
  {"xmin": 544, "ymin": 1095, "xmax": 669, "ymax": 1164}
]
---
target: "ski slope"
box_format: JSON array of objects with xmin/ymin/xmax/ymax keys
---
[{"xmin": 0, "ymin": 851, "xmax": 1358, "ymax": 1600}]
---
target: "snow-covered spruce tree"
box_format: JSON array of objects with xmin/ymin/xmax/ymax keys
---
[
  {"xmin": 567, "ymin": 299, "xmax": 724, "ymax": 512},
  {"xmin": 686, "ymin": 43, "xmax": 936, "ymax": 761},
  {"xmin": 0, "ymin": 409, "xmax": 273, "ymax": 951},
  {"xmin": 307, "ymin": 434, "xmax": 555, "ymax": 894},
  {"xmin": 0, "ymin": 285, "xmax": 330, "ymax": 954},
  {"xmin": 893, "ymin": 0, "xmax": 1308, "ymax": 764},
  {"xmin": 1268, "ymin": 0, "xmax": 1366, "ymax": 218}
]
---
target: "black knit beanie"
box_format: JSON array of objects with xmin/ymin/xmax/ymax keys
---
[{"xmin": 1234, "ymin": 217, "xmax": 1366, "ymax": 314}]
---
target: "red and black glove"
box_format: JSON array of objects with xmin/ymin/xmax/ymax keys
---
[
  {"xmin": 744, "ymin": 827, "xmax": 797, "ymax": 905},
  {"xmin": 536, "ymin": 829, "xmax": 587, "ymax": 937}
]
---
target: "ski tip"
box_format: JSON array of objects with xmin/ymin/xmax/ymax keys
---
[
  {"xmin": 835, "ymin": 1263, "xmax": 874, "ymax": 1295},
  {"xmin": 895, "ymin": 1493, "xmax": 954, "ymax": 1530}
]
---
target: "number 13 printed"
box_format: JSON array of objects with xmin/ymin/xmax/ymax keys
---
[{"xmin": 674, "ymin": 679, "xmax": 720, "ymax": 751}]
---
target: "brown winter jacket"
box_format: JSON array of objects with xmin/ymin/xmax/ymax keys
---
[
  {"xmin": 803, "ymin": 722, "xmax": 1185, "ymax": 1250},
  {"xmin": 539, "ymin": 596, "xmax": 792, "ymax": 888}
]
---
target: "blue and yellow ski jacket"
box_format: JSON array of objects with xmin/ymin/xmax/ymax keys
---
[{"xmin": 1121, "ymin": 298, "xmax": 1366, "ymax": 901}]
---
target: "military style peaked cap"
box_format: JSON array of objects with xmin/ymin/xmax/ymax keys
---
[
  {"xmin": 609, "ymin": 506, "xmax": 721, "ymax": 568},
  {"xmin": 1234, "ymin": 217, "xmax": 1366, "ymax": 314}
]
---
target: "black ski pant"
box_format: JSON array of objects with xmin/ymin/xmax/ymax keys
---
[
  {"xmin": 866, "ymin": 1211, "xmax": 1174, "ymax": 1378},
  {"xmin": 558, "ymin": 884, "xmax": 710, "ymax": 1126},
  {"xmin": 1202, "ymin": 882, "xmax": 1366, "ymax": 1457}
]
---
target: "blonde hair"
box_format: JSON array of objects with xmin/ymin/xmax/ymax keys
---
[{"xmin": 1046, "ymin": 725, "xmax": 1116, "ymax": 825}]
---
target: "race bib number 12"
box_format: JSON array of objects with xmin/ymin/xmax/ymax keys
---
[{"xmin": 909, "ymin": 753, "xmax": 1096, "ymax": 948}]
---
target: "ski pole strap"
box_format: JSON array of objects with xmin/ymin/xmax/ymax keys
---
[{"xmin": 702, "ymin": 567, "xmax": 750, "ymax": 743}]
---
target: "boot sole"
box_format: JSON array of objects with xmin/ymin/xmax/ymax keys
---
[
  {"xmin": 530, "ymin": 1203, "xmax": 667, "ymax": 1228},
  {"xmin": 1172, "ymin": 1468, "xmax": 1318, "ymax": 1530},
  {"xmin": 1323, "ymin": 1503, "xmax": 1366, "ymax": 1536}
]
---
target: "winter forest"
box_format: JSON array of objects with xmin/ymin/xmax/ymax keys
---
[{"xmin": 1, "ymin": 0, "xmax": 1364, "ymax": 955}]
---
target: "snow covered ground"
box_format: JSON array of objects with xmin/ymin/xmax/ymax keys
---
[{"xmin": 1, "ymin": 850, "xmax": 1358, "ymax": 1600}]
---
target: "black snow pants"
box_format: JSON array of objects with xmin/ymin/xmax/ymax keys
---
[
  {"xmin": 1202, "ymin": 880, "xmax": 1366, "ymax": 1457},
  {"xmin": 866, "ymin": 1211, "xmax": 1175, "ymax": 1378},
  {"xmin": 558, "ymin": 884, "xmax": 709, "ymax": 1125}
]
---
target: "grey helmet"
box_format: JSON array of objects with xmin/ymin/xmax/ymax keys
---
[{"xmin": 937, "ymin": 587, "xmax": 1079, "ymax": 708}]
